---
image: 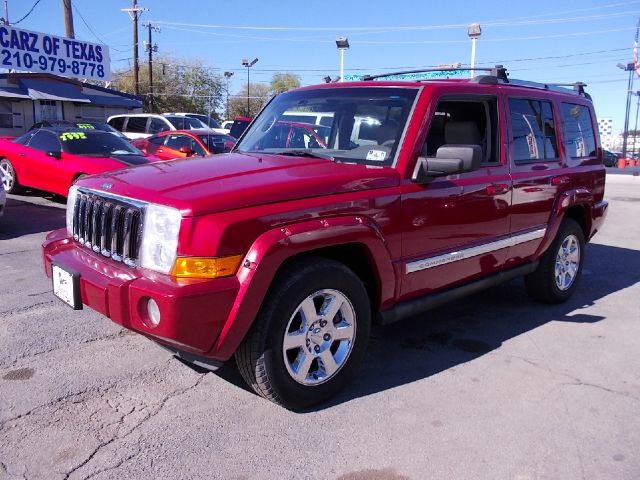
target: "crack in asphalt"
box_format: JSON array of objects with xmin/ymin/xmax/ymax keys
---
[
  {"xmin": 63, "ymin": 374, "xmax": 207, "ymax": 480},
  {"xmin": 0, "ymin": 300, "xmax": 56, "ymax": 318},
  {"xmin": 561, "ymin": 381, "xmax": 640, "ymax": 403},
  {"xmin": 0, "ymin": 249, "xmax": 31, "ymax": 256}
]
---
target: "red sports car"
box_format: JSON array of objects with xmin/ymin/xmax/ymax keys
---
[
  {"xmin": 132, "ymin": 129, "xmax": 236, "ymax": 160},
  {"xmin": 0, "ymin": 127, "xmax": 151, "ymax": 197}
]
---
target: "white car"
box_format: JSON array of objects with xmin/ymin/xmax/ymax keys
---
[
  {"xmin": 107, "ymin": 113, "xmax": 209, "ymax": 140},
  {"xmin": 164, "ymin": 113, "xmax": 229, "ymax": 134}
]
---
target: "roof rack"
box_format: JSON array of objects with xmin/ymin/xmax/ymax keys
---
[{"xmin": 361, "ymin": 65, "xmax": 509, "ymax": 82}]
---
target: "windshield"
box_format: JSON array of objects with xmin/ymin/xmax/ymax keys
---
[
  {"xmin": 166, "ymin": 116, "xmax": 207, "ymax": 130},
  {"xmin": 189, "ymin": 114, "xmax": 221, "ymax": 129},
  {"xmin": 236, "ymin": 87, "xmax": 418, "ymax": 166},
  {"xmin": 60, "ymin": 131, "xmax": 145, "ymax": 156},
  {"xmin": 197, "ymin": 134, "xmax": 236, "ymax": 152}
]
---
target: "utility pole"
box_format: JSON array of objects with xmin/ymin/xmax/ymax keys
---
[
  {"xmin": 2, "ymin": 1, "xmax": 9, "ymax": 25},
  {"xmin": 143, "ymin": 22, "xmax": 159, "ymax": 112},
  {"xmin": 122, "ymin": 1, "xmax": 145, "ymax": 96},
  {"xmin": 61, "ymin": 0, "xmax": 74, "ymax": 38}
]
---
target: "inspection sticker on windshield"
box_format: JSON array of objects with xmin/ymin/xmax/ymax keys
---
[
  {"xmin": 366, "ymin": 149, "xmax": 387, "ymax": 161},
  {"xmin": 60, "ymin": 132, "xmax": 87, "ymax": 141}
]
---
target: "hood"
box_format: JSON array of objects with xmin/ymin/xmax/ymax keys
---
[{"xmin": 77, "ymin": 152, "xmax": 400, "ymax": 216}]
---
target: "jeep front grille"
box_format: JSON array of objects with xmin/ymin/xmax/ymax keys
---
[{"xmin": 72, "ymin": 191, "xmax": 143, "ymax": 267}]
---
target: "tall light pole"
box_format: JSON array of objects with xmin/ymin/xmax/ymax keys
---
[
  {"xmin": 467, "ymin": 23, "xmax": 481, "ymax": 78},
  {"xmin": 241, "ymin": 58, "xmax": 258, "ymax": 117},
  {"xmin": 224, "ymin": 71, "xmax": 234, "ymax": 120},
  {"xmin": 617, "ymin": 62, "xmax": 635, "ymax": 158},
  {"xmin": 335, "ymin": 37, "xmax": 349, "ymax": 82}
]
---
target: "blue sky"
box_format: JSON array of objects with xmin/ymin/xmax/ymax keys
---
[{"xmin": 13, "ymin": 0, "xmax": 640, "ymax": 130}]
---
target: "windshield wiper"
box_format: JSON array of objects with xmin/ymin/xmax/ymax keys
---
[{"xmin": 272, "ymin": 150, "xmax": 335, "ymax": 161}]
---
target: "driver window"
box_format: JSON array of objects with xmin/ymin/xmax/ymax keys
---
[
  {"xmin": 28, "ymin": 131, "xmax": 61, "ymax": 153},
  {"xmin": 165, "ymin": 134, "xmax": 191, "ymax": 151},
  {"xmin": 423, "ymin": 98, "xmax": 499, "ymax": 165}
]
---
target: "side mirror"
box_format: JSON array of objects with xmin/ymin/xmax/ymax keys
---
[
  {"xmin": 412, "ymin": 145, "xmax": 482, "ymax": 183},
  {"xmin": 179, "ymin": 146, "xmax": 195, "ymax": 157},
  {"xmin": 47, "ymin": 150, "xmax": 62, "ymax": 160}
]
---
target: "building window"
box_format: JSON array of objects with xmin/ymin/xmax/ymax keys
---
[
  {"xmin": 0, "ymin": 100, "xmax": 13, "ymax": 128},
  {"xmin": 39, "ymin": 100, "xmax": 59, "ymax": 122}
]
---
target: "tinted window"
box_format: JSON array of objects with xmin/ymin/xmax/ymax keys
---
[
  {"xmin": 509, "ymin": 99, "xmax": 558, "ymax": 162},
  {"xmin": 125, "ymin": 117, "xmax": 147, "ymax": 133},
  {"xmin": 149, "ymin": 118, "xmax": 169, "ymax": 134},
  {"xmin": 60, "ymin": 131, "xmax": 143, "ymax": 156},
  {"xmin": 28, "ymin": 131, "xmax": 61, "ymax": 152},
  {"xmin": 13, "ymin": 131, "xmax": 36, "ymax": 145},
  {"xmin": 165, "ymin": 117, "xmax": 185, "ymax": 129},
  {"xmin": 560, "ymin": 103, "xmax": 596, "ymax": 159},
  {"xmin": 108, "ymin": 117, "xmax": 125, "ymax": 131},
  {"xmin": 165, "ymin": 134, "xmax": 204, "ymax": 154},
  {"xmin": 148, "ymin": 135, "xmax": 165, "ymax": 145}
]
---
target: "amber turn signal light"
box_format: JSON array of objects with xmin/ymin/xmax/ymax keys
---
[{"xmin": 171, "ymin": 255, "xmax": 243, "ymax": 279}]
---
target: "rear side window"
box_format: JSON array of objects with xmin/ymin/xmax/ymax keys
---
[
  {"xmin": 560, "ymin": 103, "xmax": 596, "ymax": 159},
  {"xmin": 125, "ymin": 117, "xmax": 147, "ymax": 133},
  {"xmin": 108, "ymin": 117, "xmax": 125, "ymax": 131},
  {"xmin": 509, "ymin": 98, "xmax": 558, "ymax": 162},
  {"xmin": 149, "ymin": 118, "xmax": 169, "ymax": 134}
]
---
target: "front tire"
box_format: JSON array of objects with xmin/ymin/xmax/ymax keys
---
[
  {"xmin": 0, "ymin": 159, "xmax": 21, "ymax": 194},
  {"xmin": 235, "ymin": 257, "xmax": 371, "ymax": 410},
  {"xmin": 525, "ymin": 218, "xmax": 585, "ymax": 304}
]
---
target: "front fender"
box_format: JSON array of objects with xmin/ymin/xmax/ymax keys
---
[{"xmin": 208, "ymin": 216, "xmax": 395, "ymax": 360}]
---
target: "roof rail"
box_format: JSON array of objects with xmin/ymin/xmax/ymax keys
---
[{"xmin": 361, "ymin": 65, "xmax": 507, "ymax": 81}]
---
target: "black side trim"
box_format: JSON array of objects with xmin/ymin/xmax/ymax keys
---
[
  {"xmin": 157, "ymin": 344, "xmax": 225, "ymax": 372},
  {"xmin": 378, "ymin": 262, "xmax": 538, "ymax": 325}
]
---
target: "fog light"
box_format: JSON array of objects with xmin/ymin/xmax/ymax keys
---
[{"xmin": 147, "ymin": 298, "xmax": 161, "ymax": 327}]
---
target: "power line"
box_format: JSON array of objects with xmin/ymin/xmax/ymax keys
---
[
  {"xmin": 13, "ymin": 0, "xmax": 42, "ymax": 24},
  {"xmin": 71, "ymin": 1, "xmax": 129, "ymax": 52}
]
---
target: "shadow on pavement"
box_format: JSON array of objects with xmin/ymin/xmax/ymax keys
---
[
  {"xmin": 214, "ymin": 242, "xmax": 640, "ymax": 410},
  {"xmin": 0, "ymin": 197, "xmax": 66, "ymax": 239}
]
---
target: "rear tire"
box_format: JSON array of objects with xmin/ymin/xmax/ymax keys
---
[
  {"xmin": 525, "ymin": 218, "xmax": 585, "ymax": 304},
  {"xmin": 0, "ymin": 158, "xmax": 22, "ymax": 194},
  {"xmin": 235, "ymin": 257, "xmax": 371, "ymax": 410}
]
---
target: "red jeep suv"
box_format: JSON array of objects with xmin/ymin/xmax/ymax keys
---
[{"xmin": 43, "ymin": 67, "xmax": 608, "ymax": 409}]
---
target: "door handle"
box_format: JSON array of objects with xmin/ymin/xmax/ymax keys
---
[
  {"xmin": 485, "ymin": 184, "xmax": 509, "ymax": 195},
  {"xmin": 551, "ymin": 175, "xmax": 570, "ymax": 186}
]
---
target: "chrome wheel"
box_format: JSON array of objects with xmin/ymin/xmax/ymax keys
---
[
  {"xmin": 282, "ymin": 289, "xmax": 356, "ymax": 386},
  {"xmin": 554, "ymin": 234, "xmax": 580, "ymax": 291},
  {"xmin": 0, "ymin": 161, "xmax": 13, "ymax": 192}
]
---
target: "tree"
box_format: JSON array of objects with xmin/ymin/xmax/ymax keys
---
[
  {"xmin": 110, "ymin": 55, "xmax": 225, "ymax": 117},
  {"xmin": 270, "ymin": 73, "xmax": 301, "ymax": 94},
  {"xmin": 227, "ymin": 83, "xmax": 271, "ymax": 119}
]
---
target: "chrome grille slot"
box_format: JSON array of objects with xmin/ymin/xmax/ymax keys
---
[{"xmin": 72, "ymin": 190, "xmax": 144, "ymax": 267}]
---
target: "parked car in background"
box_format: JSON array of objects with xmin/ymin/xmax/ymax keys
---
[
  {"xmin": 229, "ymin": 117, "xmax": 252, "ymax": 139},
  {"xmin": 0, "ymin": 127, "xmax": 150, "ymax": 197},
  {"xmin": 602, "ymin": 149, "xmax": 619, "ymax": 167},
  {"xmin": 164, "ymin": 113, "xmax": 228, "ymax": 133},
  {"xmin": 30, "ymin": 120, "xmax": 129, "ymax": 140},
  {"xmin": 132, "ymin": 129, "xmax": 236, "ymax": 160},
  {"xmin": 221, "ymin": 120, "xmax": 234, "ymax": 130},
  {"xmin": 107, "ymin": 113, "xmax": 207, "ymax": 140}
]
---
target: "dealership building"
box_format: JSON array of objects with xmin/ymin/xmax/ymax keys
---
[{"xmin": 0, "ymin": 72, "xmax": 142, "ymax": 137}]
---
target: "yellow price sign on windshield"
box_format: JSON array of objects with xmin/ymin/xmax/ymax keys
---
[
  {"xmin": 60, "ymin": 132, "xmax": 87, "ymax": 141},
  {"xmin": 76, "ymin": 123, "xmax": 95, "ymax": 129}
]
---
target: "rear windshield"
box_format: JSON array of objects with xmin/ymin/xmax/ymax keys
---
[
  {"xmin": 236, "ymin": 87, "xmax": 419, "ymax": 166},
  {"xmin": 60, "ymin": 131, "xmax": 144, "ymax": 156},
  {"xmin": 197, "ymin": 134, "xmax": 236, "ymax": 151}
]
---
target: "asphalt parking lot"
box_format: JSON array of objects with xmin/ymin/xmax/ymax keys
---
[{"xmin": 0, "ymin": 175, "xmax": 639, "ymax": 480}]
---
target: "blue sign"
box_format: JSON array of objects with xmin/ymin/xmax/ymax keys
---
[
  {"xmin": 0, "ymin": 26, "xmax": 110, "ymax": 81},
  {"xmin": 344, "ymin": 70, "xmax": 470, "ymax": 81}
]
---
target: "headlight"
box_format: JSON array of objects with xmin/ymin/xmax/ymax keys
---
[
  {"xmin": 66, "ymin": 185, "xmax": 78, "ymax": 236},
  {"xmin": 139, "ymin": 203, "xmax": 181, "ymax": 274}
]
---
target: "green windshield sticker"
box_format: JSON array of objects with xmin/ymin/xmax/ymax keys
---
[
  {"xmin": 76, "ymin": 123, "xmax": 95, "ymax": 129},
  {"xmin": 60, "ymin": 132, "xmax": 87, "ymax": 141}
]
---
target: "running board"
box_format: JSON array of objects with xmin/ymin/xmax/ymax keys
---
[{"xmin": 378, "ymin": 262, "xmax": 539, "ymax": 325}]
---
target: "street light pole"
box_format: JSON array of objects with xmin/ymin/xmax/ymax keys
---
[
  {"xmin": 224, "ymin": 71, "xmax": 234, "ymax": 120},
  {"xmin": 335, "ymin": 37, "xmax": 349, "ymax": 82},
  {"xmin": 467, "ymin": 23, "xmax": 481, "ymax": 78},
  {"xmin": 241, "ymin": 58, "xmax": 258, "ymax": 117},
  {"xmin": 618, "ymin": 62, "xmax": 635, "ymax": 158}
]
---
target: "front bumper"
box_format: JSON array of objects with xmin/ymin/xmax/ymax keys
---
[{"xmin": 43, "ymin": 228, "xmax": 239, "ymax": 358}]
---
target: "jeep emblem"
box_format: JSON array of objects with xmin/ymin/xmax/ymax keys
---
[{"xmin": 101, "ymin": 183, "xmax": 113, "ymax": 190}]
